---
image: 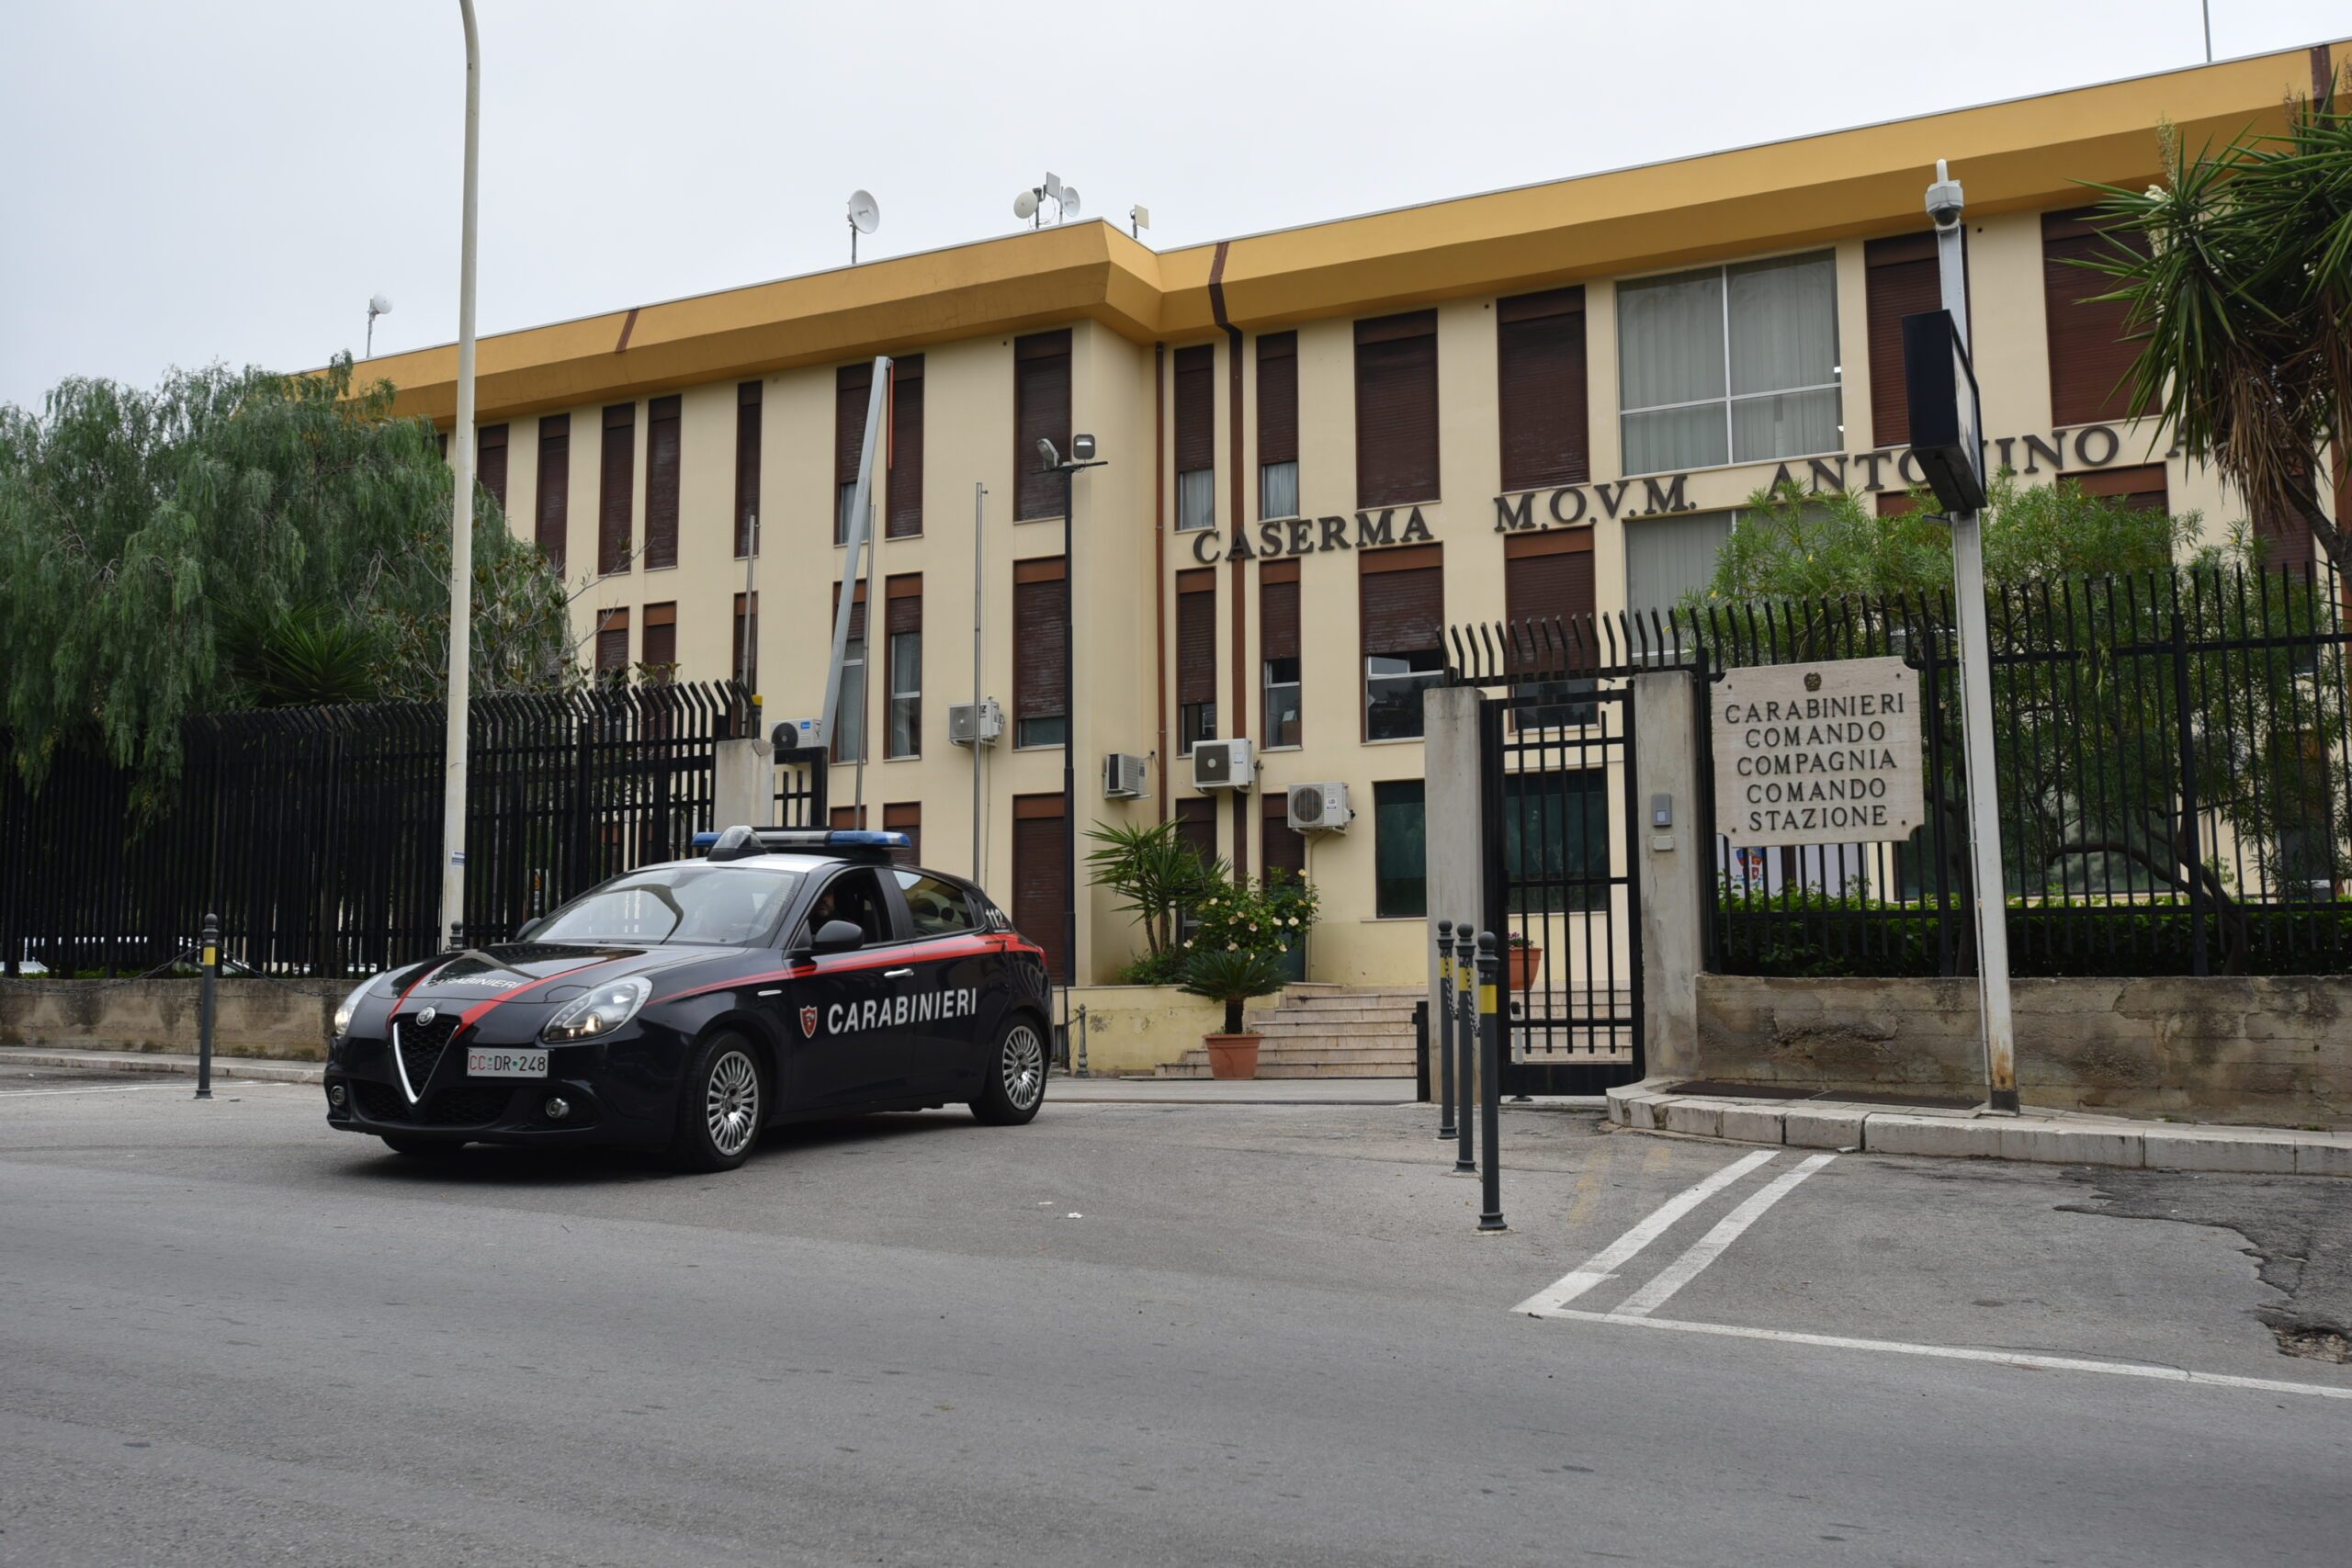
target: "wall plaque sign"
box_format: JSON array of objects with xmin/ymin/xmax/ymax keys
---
[{"xmin": 1711, "ymin": 657, "xmax": 1925, "ymax": 846}]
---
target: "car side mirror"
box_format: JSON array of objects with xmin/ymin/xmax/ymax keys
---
[
  {"xmin": 809, "ymin": 919, "xmax": 866, "ymax": 956},
  {"xmin": 514, "ymin": 918, "xmax": 543, "ymax": 942}
]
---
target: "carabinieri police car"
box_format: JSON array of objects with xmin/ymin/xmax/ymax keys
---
[{"xmin": 322, "ymin": 828, "xmax": 1055, "ymax": 1171}]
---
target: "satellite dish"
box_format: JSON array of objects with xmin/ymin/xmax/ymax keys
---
[
  {"xmin": 1058, "ymin": 186, "xmax": 1081, "ymax": 220},
  {"xmin": 847, "ymin": 190, "xmax": 880, "ymax": 235},
  {"xmin": 1013, "ymin": 189, "xmax": 1039, "ymax": 220},
  {"xmin": 368, "ymin": 293, "xmax": 392, "ymax": 316}
]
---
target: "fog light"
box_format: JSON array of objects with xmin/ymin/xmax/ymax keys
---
[
  {"xmin": 544, "ymin": 1096, "xmax": 571, "ymax": 1122},
  {"xmin": 327, "ymin": 1082, "xmax": 348, "ymax": 1107}
]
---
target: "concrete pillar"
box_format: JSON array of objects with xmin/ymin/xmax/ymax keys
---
[
  {"xmin": 712, "ymin": 735, "xmax": 773, "ymax": 830},
  {"xmin": 1422, "ymin": 685, "xmax": 1486, "ymax": 1073},
  {"xmin": 1633, "ymin": 671, "xmax": 1704, "ymax": 1084}
]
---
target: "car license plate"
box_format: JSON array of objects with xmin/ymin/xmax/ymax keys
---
[{"xmin": 466, "ymin": 1048, "xmax": 548, "ymax": 1078}]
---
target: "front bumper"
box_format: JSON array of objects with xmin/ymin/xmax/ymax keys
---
[{"xmin": 324, "ymin": 1030, "xmax": 681, "ymax": 1149}]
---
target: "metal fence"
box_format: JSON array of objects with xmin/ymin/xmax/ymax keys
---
[
  {"xmin": 1448, "ymin": 563, "xmax": 2352, "ymax": 979},
  {"xmin": 0, "ymin": 682, "xmax": 754, "ymax": 978}
]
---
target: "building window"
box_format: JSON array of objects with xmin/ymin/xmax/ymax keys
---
[
  {"xmin": 1618, "ymin": 251, "xmax": 1841, "ymax": 474},
  {"xmin": 645, "ymin": 395, "xmax": 680, "ymax": 570},
  {"xmin": 1864, "ymin": 232, "xmax": 1942, "ymax": 448},
  {"xmin": 1498, "ymin": 287, "xmax": 1588, "ymax": 492},
  {"xmin": 884, "ymin": 803, "xmax": 922, "ymax": 867},
  {"xmin": 1012, "ymin": 557, "xmax": 1068, "ymax": 748},
  {"xmin": 1261, "ymin": 558, "xmax": 1301, "ymax": 749},
  {"xmin": 733, "ymin": 592, "xmax": 758, "ymax": 694},
  {"xmin": 1503, "ymin": 530, "xmax": 1597, "ymax": 726},
  {"xmin": 1174, "ymin": 344, "xmax": 1216, "ymax": 531},
  {"xmin": 831, "ymin": 581, "xmax": 866, "ymax": 763},
  {"xmin": 1625, "ymin": 510, "xmax": 1735, "ymax": 615},
  {"xmin": 1261, "ymin": 791, "xmax": 1306, "ymax": 884},
  {"xmin": 735, "ymin": 381, "xmax": 762, "ymax": 558},
  {"xmin": 1360, "ymin": 544, "xmax": 1443, "ymax": 741},
  {"xmin": 888, "ymin": 355, "xmax": 924, "ymax": 538},
  {"xmin": 1373, "ymin": 780, "xmax": 1427, "ymax": 919},
  {"xmin": 476, "ymin": 423, "xmax": 509, "ymax": 513},
  {"xmin": 2066, "ymin": 464, "xmax": 2169, "ymax": 514},
  {"xmin": 885, "ymin": 573, "xmax": 922, "ymax": 759},
  {"xmin": 1176, "ymin": 568, "xmax": 1216, "ymax": 754},
  {"xmin": 2042, "ymin": 208, "xmax": 2148, "ymax": 428},
  {"xmin": 1175, "ymin": 796, "xmax": 1217, "ymax": 871},
  {"xmin": 594, "ymin": 608, "xmax": 628, "ymax": 676},
  {"xmin": 1012, "ymin": 793, "xmax": 1068, "ymax": 979},
  {"xmin": 1015, "ymin": 330, "xmax": 1073, "ymax": 522},
  {"xmin": 1355, "ymin": 310, "xmax": 1439, "ymax": 508},
  {"xmin": 599, "ymin": 402, "xmax": 634, "ymax": 573},
  {"xmin": 1258, "ymin": 331, "xmax": 1299, "ymax": 519},
  {"xmin": 836, "ymin": 363, "xmax": 873, "ymax": 547},
  {"xmin": 641, "ymin": 602, "xmax": 677, "ymax": 679},
  {"xmin": 535, "ymin": 413, "xmax": 570, "ymax": 571}
]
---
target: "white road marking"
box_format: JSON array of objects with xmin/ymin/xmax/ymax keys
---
[
  {"xmin": 1615, "ymin": 1153, "xmax": 1838, "ymax": 1318},
  {"xmin": 1511, "ymin": 1149, "xmax": 1778, "ymax": 1315},
  {"xmin": 1534, "ymin": 1308, "xmax": 2352, "ymax": 1402},
  {"xmin": 0, "ymin": 1086, "xmax": 151, "ymax": 1099}
]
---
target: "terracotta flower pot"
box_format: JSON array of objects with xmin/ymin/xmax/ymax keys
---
[
  {"xmin": 1507, "ymin": 945, "xmax": 1543, "ymax": 992},
  {"xmin": 1204, "ymin": 1032, "xmax": 1261, "ymax": 1079}
]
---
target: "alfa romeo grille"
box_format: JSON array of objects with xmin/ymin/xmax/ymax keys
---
[
  {"xmin": 353, "ymin": 1081, "xmax": 409, "ymax": 1122},
  {"xmin": 394, "ymin": 1014, "xmax": 460, "ymax": 1094},
  {"xmin": 425, "ymin": 1086, "xmax": 513, "ymax": 1126}
]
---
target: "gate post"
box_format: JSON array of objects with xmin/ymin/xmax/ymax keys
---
[
  {"xmin": 1633, "ymin": 671, "xmax": 1705, "ymax": 1084},
  {"xmin": 1421, "ymin": 685, "xmax": 1486, "ymax": 1091},
  {"xmin": 712, "ymin": 733, "xmax": 773, "ymax": 829}
]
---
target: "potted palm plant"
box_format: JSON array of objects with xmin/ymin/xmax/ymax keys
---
[
  {"xmin": 1507, "ymin": 930, "xmax": 1543, "ymax": 992},
  {"xmin": 1180, "ymin": 947, "xmax": 1288, "ymax": 1079}
]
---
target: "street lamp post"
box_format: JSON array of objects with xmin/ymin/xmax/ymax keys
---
[
  {"xmin": 439, "ymin": 0, "xmax": 482, "ymax": 953},
  {"xmin": 1037, "ymin": 436, "xmax": 1105, "ymax": 1003}
]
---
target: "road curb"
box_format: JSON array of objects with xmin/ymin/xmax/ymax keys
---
[
  {"xmin": 0, "ymin": 1047, "xmax": 322, "ymax": 1087},
  {"xmin": 1605, "ymin": 1081, "xmax": 2352, "ymax": 1178}
]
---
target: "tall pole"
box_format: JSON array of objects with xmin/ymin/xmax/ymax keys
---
[
  {"xmin": 1928, "ymin": 159, "xmax": 2018, "ymax": 1113},
  {"xmin": 1062, "ymin": 465, "xmax": 1078, "ymax": 997},
  {"xmin": 2201, "ymin": 1, "xmax": 2212, "ymax": 62},
  {"xmin": 439, "ymin": 0, "xmax": 481, "ymax": 953},
  {"xmin": 973, "ymin": 482, "xmax": 987, "ymax": 883}
]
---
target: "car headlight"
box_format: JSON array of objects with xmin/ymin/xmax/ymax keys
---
[
  {"xmin": 333, "ymin": 976, "xmax": 379, "ymax": 1037},
  {"xmin": 543, "ymin": 976, "xmax": 652, "ymax": 1043}
]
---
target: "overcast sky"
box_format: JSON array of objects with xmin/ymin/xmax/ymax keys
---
[{"xmin": 2, "ymin": 1, "xmax": 2343, "ymax": 412}]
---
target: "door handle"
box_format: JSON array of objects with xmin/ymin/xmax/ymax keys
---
[{"xmin": 883, "ymin": 967, "xmax": 914, "ymax": 978}]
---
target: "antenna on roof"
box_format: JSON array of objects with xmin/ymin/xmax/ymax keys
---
[{"xmin": 846, "ymin": 190, "xmax": 880, "ymax": 264}]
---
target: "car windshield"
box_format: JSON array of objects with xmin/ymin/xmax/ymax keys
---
[{"xmin": 533, "ymin": 865, "xmax": 804, "ymax": 947}]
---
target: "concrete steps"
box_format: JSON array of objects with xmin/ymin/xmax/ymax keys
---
[{"xmin": 1157, "ymin": 984, "xmax": 1422, "ymax": 1079}]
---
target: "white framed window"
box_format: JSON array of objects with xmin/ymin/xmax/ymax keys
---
[
  {"xmin": 1618, "ymin": 252, "xmax": 1842, "ymax": 475},
  {"xmin": 834, "ymin": 636, "xmax": 866, "ymax": 761},
  {"xmin": 1259, "ymin": 459, "xmax": 1299, "ymax": 521},
  {"xmin": 1177, "ymin": 468, "xmax": 1216, "ymax": 532},
  {"xmin": 887, "ymin": 629, "xmax": 921, "ymax": 758}
]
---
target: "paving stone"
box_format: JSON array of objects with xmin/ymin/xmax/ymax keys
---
[
  {"xmin": 1782, "ymin": 1105, "xmax": 1870, "ymax": 1150},
  {"xmin": 1716, "ymin": 1104, "xmax": 1786, "ymax": 1145},
  {"xmin": 2141, "ymin": 1127, "xmax": 2301, "ymax": 1175},
  {"xmin": 1661, "ymin": 1100, "xmax": 1724, "ymax": 1138},
  {"xmin": 1862, "ymin": 1113, "xmax": 2000, "ymax": 1159},
  {"xmin": 1996, "ymin": 1122, "xmax": 2143, "ymax": 1168}
]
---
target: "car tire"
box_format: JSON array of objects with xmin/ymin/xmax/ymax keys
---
[
  {"xmin": 970, "ymin": 1015, "xmax": 1048, "ymax": 1126},
  {"xmin": 668, "ymin": 1032, "xmax": 767, "ymax": 1172},
  {"xmin": 379, "ymin": 1134, "xmax": 460, "ymax": 1157}
]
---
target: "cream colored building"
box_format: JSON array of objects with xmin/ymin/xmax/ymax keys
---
[{"xmin": 368, "ymin": 40, "xmax": 2347, "ymax": 987}]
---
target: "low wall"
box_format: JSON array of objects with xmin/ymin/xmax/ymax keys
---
[
  {"xmin": 1061, "ymin": 986, "xmax": 1226, "ymax": 1077},
  {"xmin": 0, "ymin": 979, "xmax": 338, "ymax": 1061},
  {"xmin": 1695, "ymin": 974, "xmax": 2351, "ymax": 1127}
]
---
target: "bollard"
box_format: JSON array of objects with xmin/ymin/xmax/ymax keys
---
[
  {"xmin": 196, "ymin": 913, "xmax": 219, "ymax": 1100},
  {"xmin": 1075, "ymin": 1004, "xmax": 1091, "ymax": 1078},
  {"xmin": 1476, "ymin": 931, "xmax": 1508, "ymax": 1233},
  {"xmin": 1434, "ymin": 919, "xmax": 1455, "ymax": 1139},
  {"xmin": 1453, "ymin": 920, "xmax": 1477, "ymax": 1176}
]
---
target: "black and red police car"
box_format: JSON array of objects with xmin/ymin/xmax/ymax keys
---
[{"xmin": 322, "ymin": 828, "xmax": 1055, "ymax": 1170}]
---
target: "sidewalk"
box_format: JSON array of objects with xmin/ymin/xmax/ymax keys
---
[
  {"xmin": 1608, "ymin": 1079, "xmax": 2352, "ymax": 1178},
  {"xmin": 0, "ymin": 1046, "xmax": 1423, "ymax": 1105}
]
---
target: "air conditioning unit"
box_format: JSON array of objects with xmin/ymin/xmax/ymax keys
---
[
  {"xmin": 1102, "ymin": 752, "xmax": 1149, "ymax": 799},
  {"xmin": 1287, "ymin": 782, "xmax": 1353, "ymax": 833},
  {"xmin": 947, "ymin": 699, "xmax": 1003, "ymax": 748},
  {"xmin": 1191, "ymin": 738, "xmax": 1254, "ymax": 792}
]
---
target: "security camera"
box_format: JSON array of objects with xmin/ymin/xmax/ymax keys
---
[{"xmin": 1925, "ymin": 159, "xmax": 1964, "ymax": 231}]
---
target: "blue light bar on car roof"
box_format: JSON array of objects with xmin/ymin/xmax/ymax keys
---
[{"xmin": 692, "ymin": 826, "xmax": 912, "ymax": 862}]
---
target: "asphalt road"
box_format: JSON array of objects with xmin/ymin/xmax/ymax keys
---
[{"xmin": 2, "ymin": 1064, "xmax": 2346, "ymax": 1567}]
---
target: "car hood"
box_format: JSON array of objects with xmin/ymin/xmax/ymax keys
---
[{"xmin": 392, "ymin": 942, "xmax": 731, "ymax": 1010}]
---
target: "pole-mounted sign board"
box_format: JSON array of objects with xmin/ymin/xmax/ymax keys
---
[
  {"xmin": 1901, "ymin": 308, "xmax": 1986, "ymax": 514},
  {"xmin": 1711, "ymin": 657, "xmax": 1926, "ymax": 847}
]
